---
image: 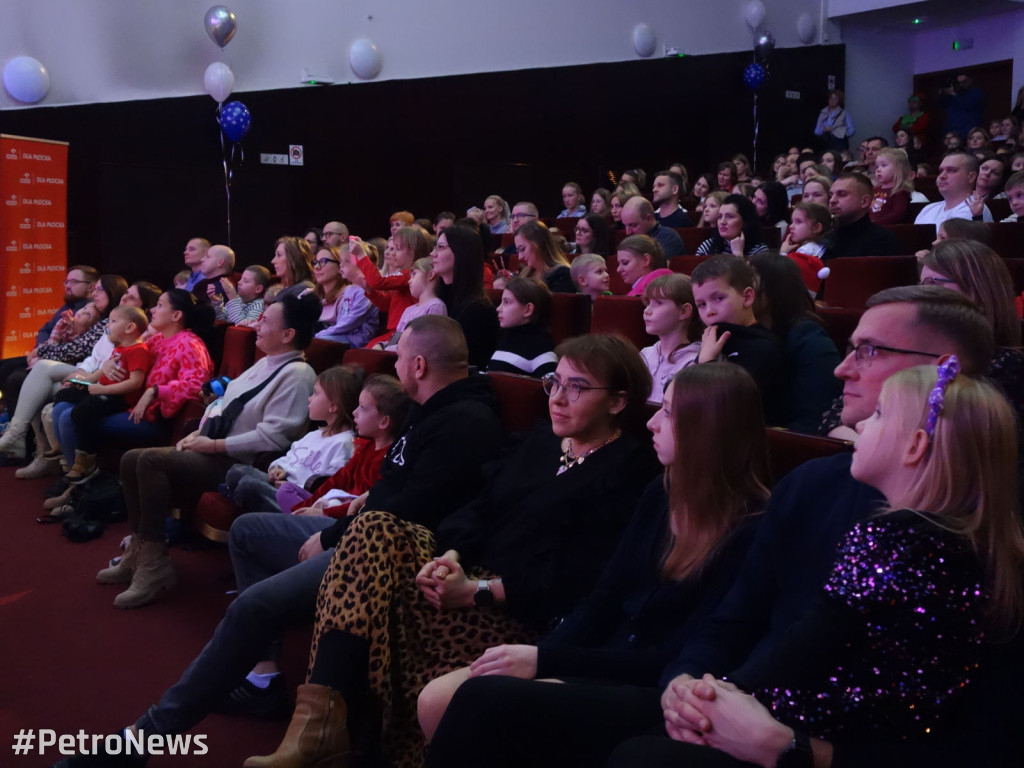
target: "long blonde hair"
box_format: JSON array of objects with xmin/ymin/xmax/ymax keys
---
[
  {"xmin": 875, "ymin": 148, "xmax": 915, "ymax": 195},
  {"xmin": 884, "ymin": 366, "xmax": 1024, "ymax": 633}
]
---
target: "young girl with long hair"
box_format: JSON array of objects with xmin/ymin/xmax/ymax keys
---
[
  {"xmin": 640, "ymin": 359, "xmax": 1024, "ymax": 767},
  {"xmin": 353, "ymin": 226, "xmax": 431, "ymax": 348},
  {"xmin": 419, "ymin": 363, "xmax": 770, "ymax": 767},
  {"xmin": 870, "ymin": 148, "xmax": 915, "ymax": 225},
  {"xmin": 639, "ymin": 274, "xmax": 702, "ymax": 403},
  {"xmin": 222, "ymin": 365, "xmax": 364, "ymax": 514}
]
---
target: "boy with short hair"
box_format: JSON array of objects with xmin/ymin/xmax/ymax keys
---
[
  {"xmin": 569, "ymin": 254, "xmax": 612, "ymax": 301},
  {"xmin": 1002, "ymin": 171, "xmax": 1024, "ymax": 221},
  {"xmin": 63, "ymin": 305, "xmax": 154, "ymax": 483},
  {"xmin": 212, "ymin": 265, "xmax": 270, "ymax": 326},
  {"xmin": 691, "ymin": 255, "xmax": 786, "ymax": 425}
]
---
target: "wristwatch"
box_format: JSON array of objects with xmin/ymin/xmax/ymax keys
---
[
  {"xmin": 473, "ymin": 579, "xmax": 495, "ymax": 608},
  {"xmin": 775, "ymin": 730, "xmax": 813, "ymax": 768}
]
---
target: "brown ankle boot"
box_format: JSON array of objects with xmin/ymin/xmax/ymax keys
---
[
  {"xmin": 243, "ymin": 684, "xmax": 351, "ymax": 768},
  {"xmin": 113, "ymin": 541, "xmax": 177, "ymax": 609},
  {"xmin": 97, "ymin": 535, "xmax": 140, "ymax": 585}
]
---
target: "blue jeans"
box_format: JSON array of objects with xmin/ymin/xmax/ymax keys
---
[
  {"xmin": 54, "ymin": 405, "xmax": 167, "ymax": 464},
  {"xmin": 137, "ymin": 513, "xmax": 335, "ymax": 736}
]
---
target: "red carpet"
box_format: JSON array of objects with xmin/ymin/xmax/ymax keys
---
[{"xmin": 0, "ymin": 466, "xmax": 312, "ymax": 767}]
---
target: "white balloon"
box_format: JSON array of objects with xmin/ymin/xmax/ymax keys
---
[
  {"xmin": 349, "ymin": 39, "xmax": 383, "ymax": 80},
  {"xmin": 633, "ymin": 23, "xmax": 656, "ymax": 58},
  {"xmin": 744, "ymin": 0, "xmax": 766, "ymax": 30},
  {"xmin": 817, "ymin": 266, "xmax": 831, "ymax": 281},
  {"xmin": 3, "ymin": 56, "xmax": 51, "ymax": 104},
  {"xmin": 204, "ymin": 62, "xmax": 235, "ymax": 103},
  {"xmin": 797, "ymin": 13, "xmax": 817, "ymax": 44}
]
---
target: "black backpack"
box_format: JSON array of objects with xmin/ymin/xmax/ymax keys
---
[{"xmin": 61, "ymin": 473, "xmax": 127, "ymax": 543}]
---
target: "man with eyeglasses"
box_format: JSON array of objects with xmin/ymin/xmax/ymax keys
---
[
  {"xmin": 321, "ymin": 221, "xmax": 350, "ymax": 249},
  {"xmin": 0, "ymin": 264, "xmax": 98, "ymax": 460},
  {"xmin": 612, "ymin": 288, "xmax": 1019, "ymax": 767},
  {"xmin": 497, "ymin": 202, "xmax": 540, "ymax": 258}
]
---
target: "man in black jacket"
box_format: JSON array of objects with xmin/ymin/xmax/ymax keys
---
[
  {"xmin": 822, "ymin": 172, "xmax": 902, "ymax": 259},
  {"xmin": 56, "ymin": 315, "xmax": 505, "ymax": 767}
]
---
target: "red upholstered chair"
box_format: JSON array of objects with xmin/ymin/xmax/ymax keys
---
[
  {"xmin": 883, "ymin": 224, "xmax": 936, "ymax": 255},
  {"xmin": 304, "ymin": 338, "xmax": 348, "ymax": 374},
  {"xmin": 487, "ymin": 372, "xmax": 550, "ymax": 434},
  {"xmin": 817, "ymin": 306, "xmax": 864, "ymax": 354},
  {"xmin": 765, "ymin": 427, "xmax": 852, "ymax": 487},
  {"xmin": 669, "ymin": 255, "xmax": 705, "ymax": 275},
  {"xmin": 342, "ymin": 347, "xmax": 397, "ymax": 377},
  {"xmin": 989, "ymin": 222, "xmax": 1024, "ymax": 259},
  {"xmin": 820, "ymin": 256, "xmax": 918, "ymax": 308},
  {"xmin": 677, "ymin": 227, "xmax": 710, "ymax": 254},
  {"xmin": 545, "ymin": 217, "xmax": 577, "ymax": 239},
  {"xmin": 195, "ymin": 491, "xmax": 244, "ymax": 543},
  {"xmin": 549, "ymin": 292, "xmax": 592, "ymax": 343},
  {"xmin": 590, "ymin": 296, "xmax": 654, "ymax": 349},
  {"xmin": 486, "ymin": 288, "xmax": 503, "ymax": 305},
  {"xmin": 219, "ymin": 325, "xmax": 257, "ymax": 378}
]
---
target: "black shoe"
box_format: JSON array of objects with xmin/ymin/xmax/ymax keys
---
[
  {"xmin": 45, "ymin": 475, "xmax": 72, "ymax": 498},
  {"xmin": 214, "ymin": 676, "xmax": 291, "ymax": 720}
]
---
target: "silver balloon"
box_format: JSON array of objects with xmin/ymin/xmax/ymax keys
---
[
  {"xmin": 204, "ymin": 6, "xmax": 237, "ymax": 49},
  {"xmin": 754, "ymin": 31, "xmax": 775, "ymax": 63}
]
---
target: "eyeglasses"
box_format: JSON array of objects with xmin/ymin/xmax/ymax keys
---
[
  {"xmin": 541, "ymin": 373, "xmax": 618, "ymax": 402},
  {"xmin": 845, "ymin": 342, "xmax": 941, "ymax": 365},
  {"xmin": 574, "ymin": 227, "xmax": 589, "ymax": 235},
  {"xmin": 64, "ymin": 278, "xmax": 92, "ymax": 285},
  {"xmin": 313, "ymin": 258, "xmax": 340, "ymax": 268},
  {"xmin": 510, "ymin": 213, "xmax": 537, "ymax": 220},
  {"xmin": 920, "ymin": 275, "xmax": 956, "ymax": 287},
  {"xmin": 323, "ymin": 231, "xmax": 345, "ymax": 238}
]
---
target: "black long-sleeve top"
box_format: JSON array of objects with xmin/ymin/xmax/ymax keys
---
[
  {"xmin": 535, "ymin": 478, "xmax": 763, "ymax": 687},
  {"xmin": 434, "ymin": 425, "xmax": 659, "ymax": 630}
]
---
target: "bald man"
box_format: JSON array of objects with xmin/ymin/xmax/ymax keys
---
[
  {"xmin": 193, "ymin": 244, "xmax": 237, "ymax": 304},
  {"xmin": 322, "ymin": 221, "xmax": 350, "ymax": 250},
  {"xmin": 620, "ymin": 197, "xmax": 685, "ymax": 257}
]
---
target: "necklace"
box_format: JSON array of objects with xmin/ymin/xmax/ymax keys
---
[{"xmin": 558, "ymin": 429, "xmax": 622, "ymax": 476}]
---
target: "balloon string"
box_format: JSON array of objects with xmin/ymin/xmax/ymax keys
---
[
  {"xmin": 218, "ymin": 104, "xmax": 232, "ymax": 248},
  {"xmin": 753, "ymin": 92, "xmax": 759, "ymax": 174}
]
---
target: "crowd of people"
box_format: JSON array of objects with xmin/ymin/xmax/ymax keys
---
[{"xmin": 1, "ymin": 97, "xmax": 1023, "ymax": 767}]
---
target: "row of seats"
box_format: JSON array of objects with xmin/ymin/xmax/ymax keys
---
[{"xmin": 195, "ymin": 350, "xmax": 851, "ymax": 540}]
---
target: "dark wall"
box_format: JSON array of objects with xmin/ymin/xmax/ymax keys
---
[{"xmin": 0, "ymin": 45, "xmax": 844, "ymax": 285}]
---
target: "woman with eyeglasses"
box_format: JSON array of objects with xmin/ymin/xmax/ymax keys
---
[
  {"xmin": 570, "ymin": 213, "xmax": 611, "ymax": 257},
  {"xmin": 243, "ymin": 334, "xmax": 659, "ymax": 768},
  {"xmin": 311, "ymin": 246, "xmax": 346, "ymax": 329},
  {"xmin": 419, "ymin": 364, "xmax": 769, "ymax": 768}
]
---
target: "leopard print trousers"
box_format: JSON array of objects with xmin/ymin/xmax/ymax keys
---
[{"xmin": 309, "ymin": 509, "xmax": 539, "ymax": 768}]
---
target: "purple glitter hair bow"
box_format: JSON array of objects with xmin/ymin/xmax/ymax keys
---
[{"xmin": 925, "ymin": 355, "xmax": 960, "ymax": 437}]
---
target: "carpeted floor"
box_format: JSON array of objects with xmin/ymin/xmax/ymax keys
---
[{"xmin": 0, "ymin": 465, "xmax": 312, "ymax": 767}]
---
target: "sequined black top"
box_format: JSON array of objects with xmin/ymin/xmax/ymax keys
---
[{"xmin": 752, "ymin": 510, "xmax": 987, "ymax": 740}]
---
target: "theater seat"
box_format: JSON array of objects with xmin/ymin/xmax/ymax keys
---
[
  {"xmin": 195, "ymin": 491, "xmax": 243, "ymax": 543},
  {"xmin": 304, "ymin": 338, "xmax": 348, "ymax": 373},
  {"xmin": 820, "ymin": 256, "xmax": 918, "ymax": 308},
  {"xmin": 342, "ymin": 347, "xmax": 398, "ymax": 377},
  {"xmin": 486, "ymin": 371, "xmax": 550, "ymax": 434},
  {"xmin": 550, "ymin": 292, "xmax": 592, "ymax": 343},
  {"xmin": 1004, "ymin": 259, "xmax": 1024, "ymax": 294},
  {"xmin": 590, "ymin": 296, "xmax": 653, "ymax": 349},
  {"xmin": 669, "ymin": 255, "xmax": 705, "ymax": 275},
  {"xmin": 603, "ymin": 252, "xmax": 630, "ymax": 296},
  {"xmin": 989, "ymin": 222, "xmax": 1024, "ymax": 259},
  {"xmin": 677, "ymin": 228, "xmax": 711, "ymax": 254},
  {"xmin": 765, "ymin": 427, "xmax": 852, "ymax": 486},
  {"xmin": 817, "ymin": 307, "xmax": 863, "ymax": 357},
  {"xmin": 219, "ymin": 325, "xmax": 257, "ymax": 378},
  {"xmin": 883, "ymin": 224, "xmax": 936, "ymax": 255}
]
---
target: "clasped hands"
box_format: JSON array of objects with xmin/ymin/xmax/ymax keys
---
[
  {"xmin": 661, "ymin": 673, "xmax": 796, "ymax": 768},
  {"xmin": 416, "ymin": 550, "xmax": 476, "ymax": 611}
]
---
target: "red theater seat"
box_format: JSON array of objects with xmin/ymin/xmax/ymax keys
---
[
  {"xmin": 820, "ymin": 256, "xmax": 918, "ymax": 308},
  {"xmin": 219, "ymin": 325, "xmax": 257, "ymax": 378},
  {"xmin": 550, "ymin": 292, "xmax": 592, "ymax": 343},
  {"xmin": 304, "ymin": 338, "xmax": 348, "ymax": 374},
  {"xmin": 590, "ymin": 296, "xmax": 653, "ymax": 349},
  {"xmin": 342, "ymin": 347, "xmax": 398, "ymax": 377},
  {"xmin": 487, "ymin": 371, "xmax": 550, "ymax": 434},
  {"xmin": 765, "ymin": 428, "xmax": 852, "ymax": 486}
]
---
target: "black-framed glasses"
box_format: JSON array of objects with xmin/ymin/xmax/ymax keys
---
[
  {"xmin": 541, "ymin": 373, "xmax": 618, "ymax": 402},
  {"xmin": 313, "ymin": 257, "xmax": 340, "ymax": 268},
  {"xmin": 845, "ymin": 342, "xmax": 941, "ymax": 365},
  {"xmin": 64, "ymin": 278, "xmax": 91, "ymax": 285},
  {"xmin": 920, "ymin": 275, "xmax": 956, "ymax": 287}
]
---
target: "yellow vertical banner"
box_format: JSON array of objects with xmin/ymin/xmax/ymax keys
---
[{"xmin": 0, "ymin": 134, "xmax": 69, "ymax": 358}]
